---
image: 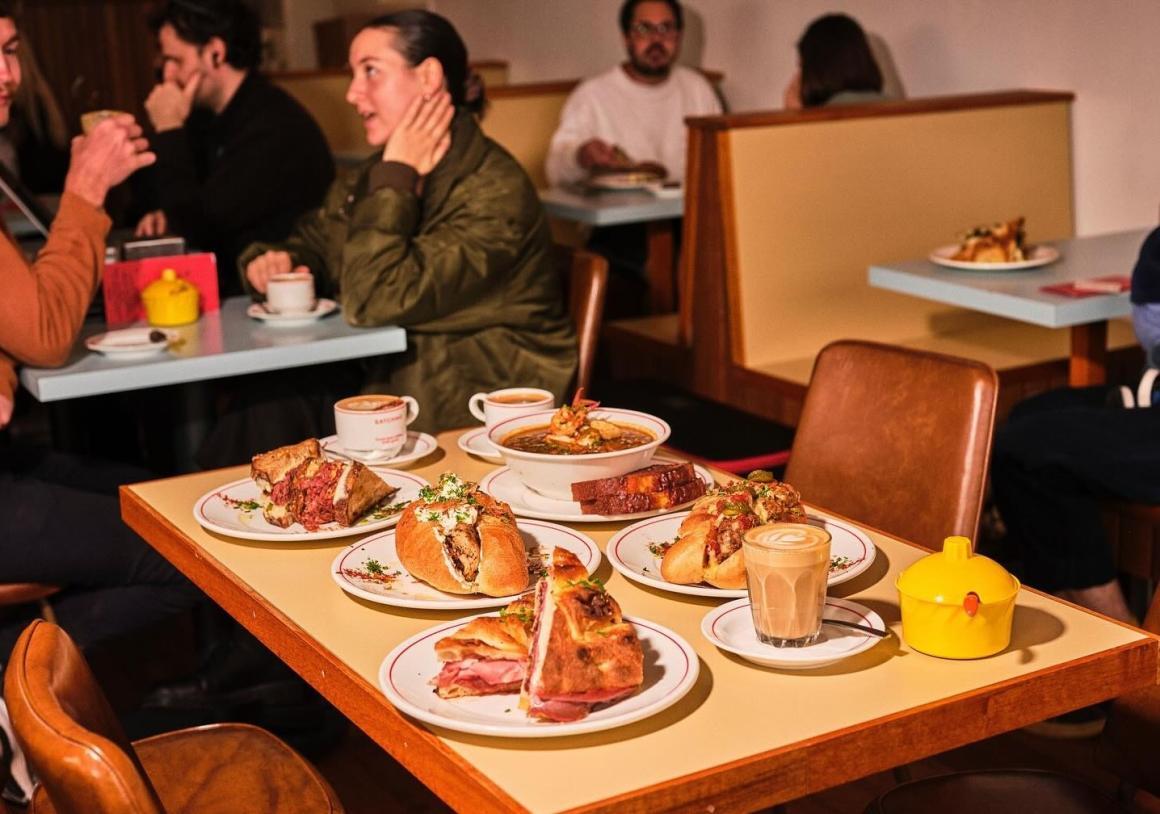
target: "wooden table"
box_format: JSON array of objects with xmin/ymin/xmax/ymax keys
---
[
  {"xmin": 541, "ymin": 186, "xmax": 682, "ymax": 313},
  {"xmin": 869, "ymin": 229, "xmax": 1146, "ymax": 386},
  {"xmin": 121, "ymin": 432, "xmax": 1158, "ymax": 813}
]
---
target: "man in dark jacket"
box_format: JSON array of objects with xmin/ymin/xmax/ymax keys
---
[{"xmin": 136, "ymin": 0, "xmax": 334, "ymax": 297}]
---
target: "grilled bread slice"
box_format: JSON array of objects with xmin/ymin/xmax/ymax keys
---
[
  {"xmin": 250, "ymin": 438, "xmax": 322, "ymax": 494},
  {"xmin": 570, "ymin": 462, "xmax": 697, "ymax": 502}
]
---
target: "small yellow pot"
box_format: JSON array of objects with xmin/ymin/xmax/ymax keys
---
[
  {"xmin": 896, "ymin": 536, "xmax": 1020, "ymax": 659},
  {"xmin": 141, "ymin": 269, "xmax": 199, "ymax": 326}
]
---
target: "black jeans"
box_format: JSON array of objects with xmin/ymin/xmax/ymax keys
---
[
  {"xmin": 0, "ymin": 449, "xmax": 202, "ymax": 660},
  {"xmin": 990, "ymin": 386, "xmax": 1160, "ymax": 593}
]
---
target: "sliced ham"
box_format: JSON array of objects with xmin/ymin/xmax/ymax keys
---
[
  {"xmin": 527, "ymin": 686, "xmax": 637, "ymax": 722},
  {"xmin": 432, "ymin": 658, "xmax": 526, "ymax": 696}
]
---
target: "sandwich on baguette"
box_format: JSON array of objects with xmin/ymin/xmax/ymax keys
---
[
  {"xmin": 661, "ymin": 472, "xmax": 806, "ymax": 589},
  {"xmin": 431, "ymin": 595, "xmax": 535, "ymax": 698},
  {"xmin": 250, "ymin": 439, "xmax": 397, "ymax": 531},
  {"xmin": 521, "ymin": 548, "xmax": 644, "ymax": 722},
  {"xmin": 395, "ymin": 473, "xmax": 527, "ymax": 596}
]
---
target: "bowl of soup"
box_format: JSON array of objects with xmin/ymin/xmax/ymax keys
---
[{"xmin": 488, "ymin": 408, "xmax": 671, "ymax": 501}]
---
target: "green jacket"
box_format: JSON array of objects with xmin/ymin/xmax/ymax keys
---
[{"xmin": 240, "ymin": 113, "xmax": 577, "ymax": 432}]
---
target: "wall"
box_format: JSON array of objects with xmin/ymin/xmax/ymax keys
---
[{"xmin": 427, "ymin": 0, "xmax": 1160, "ymax": 236}]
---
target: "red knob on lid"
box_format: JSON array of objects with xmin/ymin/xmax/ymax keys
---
[{"xmin": 963, "ymin": 591, "xmax": 981, "ymax": 617}]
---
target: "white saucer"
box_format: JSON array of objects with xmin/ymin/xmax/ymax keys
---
[
  {"xmin": 457, "ymin": 427, "xmax": 502, "ymax": 461},
  {"xmin": 85, "ymin": 327, "xmax": 175, "ymax": 359},
  {"xmin": 606, "ymin": 511, "xmax": 877, "ymax": 598},
  {"xmin": 479, "ymin": 458, "xmax": 715, "ymax": 523},
  {"xmin": 701, "ymin": 597, "xmax": 886, "ymax": 670},
  {"xmin": 320, "ymin": 432, "xmax": 437, "ymax": 468},
  {"xmin": 381, "ymin": 614, "xmax": 698, "ymax": 737},
  {"xmin": 247, "ymin": 298, "xmax": 338, "ymax": 326},
  {"xmin": 330, "ymin": 519, "xmax": 601, "ymax": 609}
]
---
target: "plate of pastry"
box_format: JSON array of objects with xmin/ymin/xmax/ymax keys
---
[
  {"xmin": 605, "ymin": 475, "xmax": 876, "ymax": 598},
  {"xmin": 193, "ymin": 439, "xmax": 425, "ymax": 542},
  {"xmin": 379, "ymin": 548, "xmax": 699, "ymax": 737},
  {"xmin": 929, "ymin": 217, "xmax": 1059, "ymax": 271}
]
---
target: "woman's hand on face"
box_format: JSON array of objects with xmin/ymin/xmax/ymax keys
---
[
  {"xmin": 245, "ymin": 251, "xmax": 307, "ymax": 295},
  {"xmin": 382, "ymin": 90, "xmax": 454, "ymax": 176}
]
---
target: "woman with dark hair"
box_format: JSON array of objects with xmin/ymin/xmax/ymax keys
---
[
  {"xmin": 241, "ymin": 10, "xmax": 576, "ymax": 432},
  {"xmin": 783, "ymin": 14, "xmax": 885, "ymax": 110}
]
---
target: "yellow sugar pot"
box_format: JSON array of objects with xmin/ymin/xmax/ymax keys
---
[
  {"xmin": 141, "ymin": 269, "xmax": 199, "ymax": 326},
  {"xmin": 896, "ymin": 536, "xmax": 1020, "ymax": 659}
]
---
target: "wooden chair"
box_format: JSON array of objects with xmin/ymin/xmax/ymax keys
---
[
  {"xmin": 556, "ymin": 244, "xmax": 609, "ymax": 395},
  {"xmin": 4, "ymin": 620, "xmax": 344, "ymax": 814},
  {"xmin": 784, "ymin": 340, "xmax": 998, "ymax": 549},
  {"xmin": 864, "ymin": 588, "xmax": 1160, "ymax": 813}
]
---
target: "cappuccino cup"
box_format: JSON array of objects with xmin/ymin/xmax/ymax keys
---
[
  {"xmin": 742, "ymin": 523, "xmax": 831, "ymax": 648},
  {"xmin": 334, "ymin": 395, "xmax": 420, "ymax": 459},
  {"xmin": 265, "ymin": 273, "xmax": 316, "ymax": 314},
  {"xmin": 468, "ymin": 387, "xmax": 554, "ymax": 431}
]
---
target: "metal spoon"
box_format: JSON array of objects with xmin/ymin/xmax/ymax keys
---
[{"xmin": 823, "ymin": 618, "xmax": 890, "ymax": 638}]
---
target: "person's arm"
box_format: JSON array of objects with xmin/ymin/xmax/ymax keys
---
[
  {"xmin": 0, "ymin": 192, "xmax": 110, "ymax": 367},
  {"xmin": 336, "ymin": 165, "xmax": 537, "ymax": 330},
  {"xmin": 545, "ymin": 88, "xmax": 597, "ymax": 187}
]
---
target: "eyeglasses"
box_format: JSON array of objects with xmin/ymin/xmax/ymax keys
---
[{"xmin": 628, "ymin": 21, "xmax": 679, "ymax": 39}]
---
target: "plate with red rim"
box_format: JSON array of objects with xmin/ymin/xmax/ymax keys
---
[
  {"xmin": 478, "ymin": 458, "xmax": 716, "ymax": 523},
  {"xmin": 379, "ymin": 613, "xmax": 699, "ymax": 738},
  {"xmin": 702, "ymin": 597, "xmax": 886, "ymax": 670},
  {"xmin": 606, "ymin": 511, "xmax": 877, "ymax": 598},
  {"xmin": 456, "ymin": 427, "xmax": 503, "ymax": 461},
  {"xmin": 928, "ymin": 244, "xmax": 1059, "ymax": 271},
  {"xmin": 192, "ymin": 469, "xmax": 427, "ymax": 542},
  {"xmin": 320, "ymin": 431, "xmax": 438, "ymax": 468},
  {"xmin": 330, "ymin": 519, "xmax": 601, "ymax": 610}
]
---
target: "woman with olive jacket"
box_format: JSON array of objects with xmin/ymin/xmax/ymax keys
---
[{"xmin": 241, "ymin": 11, "xmax": 576, "ymax": 432}]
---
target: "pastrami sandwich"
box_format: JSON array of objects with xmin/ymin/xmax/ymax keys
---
[
  {"xmin": 430, "ymin": 595, "xmax": 535, "ymax": 698},
  {"xmin": 520, "ymin": 548, "xmax": 643, "ymax": 722}
]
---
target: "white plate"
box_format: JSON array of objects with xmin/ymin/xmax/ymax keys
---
[
  {"xmin": 85, "ymin": 328, "xmax": 174, "ymax": 358},
  {"xmin": 321, "ymin": 432, "xmax": 438, "ymax": 468},
  {"xmin": 331, "ymin": 519, "xmax": 601, "ymax": 609},
  {"xmin": 193, "ymin": 469, "xmax": 427, "ymax": 542},
  {"xmin": 586, "ymin": 171, "xmax": 665, "ymax": 191},
  {"xmin": 702, "ymin": 597, "xmax": 886, "ymax": 670},
  {"xmin": 606, "ymin": 512, "xmax": 877, "ymax": 598},
  {"xmin": 479, "ymin": 459, "xmax": 716, "ymax": 523},
  {"xmin": 645, "ymin": 181, "xmax": 683, "ymax": 199},
  {"xmin": 246, "ymin": 298, "xmax": 338, "ymax": 325},
  {"xmin": 928, "ymin": 244, "xmax": 1060, "ymax": 271},
  {"xmin": 456, "ymin": 427, "xmax": 502, "ymax": 461},
  {"xmin": 380, "ymin": 614, "xmax": 699, "ymax": 738}
]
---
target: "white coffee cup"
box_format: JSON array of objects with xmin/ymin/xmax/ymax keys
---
[
  {"xmin": 334, "ymin": 395, "xmax": 420, "ymax": 459},
  {"xmin": 265, "ymin": 273, "xmax": 316, "ymax": 314},
  {"xmin": 468, "ymin": 387, "xmax": 554, "ymax": 431}
]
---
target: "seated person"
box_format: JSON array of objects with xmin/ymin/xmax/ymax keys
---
[
  {"xmin": 783, "ymin": 14, "xmax": 887, "ymax": 110},
  {"xmin": 545, "ymin": 0, "xmax": 721, "ymax": 315},
  {"xmin": 241, "ymin": 10, "xmax": 577, "ymax": 433},
  {"xmin": 987, "ymin": 228, "xmax": 1160, "ymax": 627},
  {"xmin": 0, "ymin": 0, "xmax": 199, "ymax": 706},
  {"xmin": 135, "ymin": 0, "xmax": 334, "ymax": 298}
]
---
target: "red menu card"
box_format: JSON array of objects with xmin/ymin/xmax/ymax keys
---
[
  {"xmin": 1040, "ymin": 275, "xmax": 1131, "ymax": 298},
  {"xmin": 102, "ymin": 253, "xmax": 220, "ymax": 326}
]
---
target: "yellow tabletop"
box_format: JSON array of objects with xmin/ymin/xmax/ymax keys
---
[{"xmin": 122, "ymin": 430, "xmax": 1157, "ymax": 814}]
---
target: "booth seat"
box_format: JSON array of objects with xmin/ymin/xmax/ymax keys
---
[{"xmin": 605, "ymin": 90, "xmax": 1138, "ymax": 425}]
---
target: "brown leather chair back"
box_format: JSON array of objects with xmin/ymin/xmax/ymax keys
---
[
  {"xmin": 784, "ymin": 340, "xmax": 998, "ymax": 549},
  {"xmin": 556, "ymin": 244, "xmax": 609, "ymax": 394},
  {"xmin": 0, "ymin": 583, "xmax": 59, "ymax": 606},
  {"xmin": 4, "ymin": 620, "xmax": 165, "ymax": 814}
]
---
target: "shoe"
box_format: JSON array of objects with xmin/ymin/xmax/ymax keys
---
[{"xmin": 1022, "ymin": 704, "xmax": 1107, "ymax": 739}]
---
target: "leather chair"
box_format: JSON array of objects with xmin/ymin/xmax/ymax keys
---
[
  {"xmin": 784, "ymin": 340, "xmax": 999, "ymax": 549},
  {"xmin": 556, "ymin": 244, "xmax": 609, "ymax": 395},
  {"xmin": 4, "ymin": 620, "xmax": 344, "ymax": 814},
  {"xmin": 0, "ymin": 584, "xmax": 59, "ymax": 623}
]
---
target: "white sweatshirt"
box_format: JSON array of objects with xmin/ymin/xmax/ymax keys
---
[{"xmin": 545, "ymin": 65, "xmax": 722, "ymax": 186}]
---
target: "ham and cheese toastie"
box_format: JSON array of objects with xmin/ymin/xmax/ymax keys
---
[
  {"xmin": 431, "ymin": 595, "xmax": 535, "ymax": 698},
  {"xmin": 520, "ymin": 548, "xmax": 644, "ymax": 722},
  {"xmin": 250, "ymin": 440, "xmax": 396, "ymax": 531}
]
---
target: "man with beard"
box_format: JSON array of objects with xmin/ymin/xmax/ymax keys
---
[
  {"xmin": 136, "ymin": 0, "xmax": 333, "ymax": 298},
  {"xmin": 545, "ymin": 0, "xmax": 720, "ymax": 315},
  {"xmin": 545, "ymin": 0, "xmax": 720, "ymax": 187}
]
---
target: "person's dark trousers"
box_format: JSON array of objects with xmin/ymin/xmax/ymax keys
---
[
  {"xmin": 0, "ymin": 449, "xmax": 203, "ymax": 660},
  {"xmin": 989, "ymin": 386, "xmax": 1160, "ymax": 594}
]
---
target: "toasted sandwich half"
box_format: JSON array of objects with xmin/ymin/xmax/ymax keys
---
[
  {"xmin": 431, "ymin": 595, "xmax": 535, "ymax": 698},
  {"xmin": 265, "ymin": 457, "xmax": 396, "ymax": 531},
  {"xmin": 250, "ymin": 439, "xmax": 322, "ymax": 494},
  {"xmin": 521, "ymin": 548, "xmax": 644, "ymax": 722}
]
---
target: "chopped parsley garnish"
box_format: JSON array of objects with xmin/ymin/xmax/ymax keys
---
[
  {"xmin": 218, "ymin": 493, "xmax": 262, "ymax": 512},
  {"xmin": 363, "ymin": 500, "xmax": 411, "ymax": 523},
  {"xmin": 568, "ymin": 576, "xmax": 605, "ymax": 593},
  {"xmin": 647, "ymin": 540, "xmax": 673, "ymax": 558},
  {"xmin": 499, "ymin": 604, "xmax": 535, "ymax": 625},
  {"xmin": 364, "ymin": 558, "xmax": 383, "ymax": 575},
  {"xmin": 830, "ymin": 555, "xmax": 855, "ymax": 572}
]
